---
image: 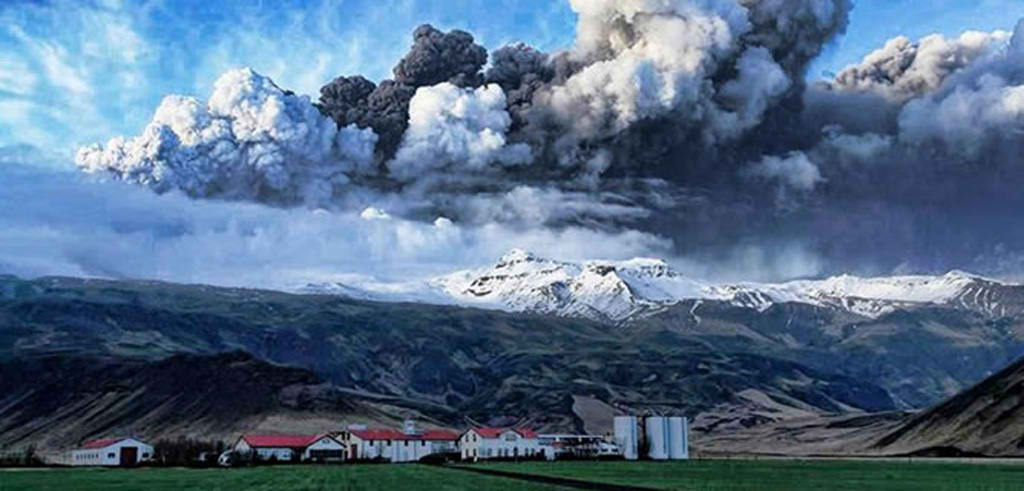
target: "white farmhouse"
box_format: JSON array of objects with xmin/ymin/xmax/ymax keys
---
[
  {"xmin": 339, "ymin": 426, "xmax": 460, "ymax": 463},
  {"xmin": 233, "ymin": 434, "xmax": 343, "ymax": 462},
  {"xmin": 459, "ymin": 427, "xmax": 541, "ymax": 461},
  {"xmin": 71, "ymin": 437, "xmax": 153, "ymax": 467}
]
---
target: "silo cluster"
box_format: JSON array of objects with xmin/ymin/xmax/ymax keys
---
[{"xmin": 614, "ymin": 415, "xmax": 688, "ymax": 461}]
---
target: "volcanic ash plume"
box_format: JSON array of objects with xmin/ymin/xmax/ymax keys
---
[
  {"xmin": 76, "ymin": 68, "xmax": 377, "ymax": 206},
  {"xmin": 71, "ymin": 1, "xmax": 1024, "ymax": 277}
]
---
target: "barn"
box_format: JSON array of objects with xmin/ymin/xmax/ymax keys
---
[{"xmin": 71, "ymin": 437, "xmax": 153, "ymax": 467}]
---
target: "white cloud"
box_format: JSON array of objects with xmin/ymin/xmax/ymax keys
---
[{"xmin": 390, "ymin": 83, "xmax": 532, "ymax": 180}]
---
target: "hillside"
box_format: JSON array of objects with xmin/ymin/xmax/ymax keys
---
[
  {"xmin": 874, "ymin": 355, "xmax": 1024, "ymax": 456},
  {"xmin": 0, "ymin": 275, "xmax": 896, "ymax": 453},
  {"xmin": 635, "ymin": 299, "xmax": 1024, "ymax": 409},
  {"xmin": 0, "ymin": 352, "xmax": 382, "ymax": 459}
]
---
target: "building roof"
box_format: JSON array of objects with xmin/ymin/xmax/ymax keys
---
[
  {"xmin": 240, "ymin": 434, "xmax": 320, "ymax": 448},
  {"xmin": 349, "ymin": 429, "xmax": 459, "ymax": 441},
  {"xmin": 470, "ymin": 427, "xmax": 539, "ymax": 439},
  {"xmin": 420, "ymin": 430, "xmax": 461, "ymax": 441},
  {"xmin": 80, "ymin": 438, "xmax": 128, "ymax": 449}
]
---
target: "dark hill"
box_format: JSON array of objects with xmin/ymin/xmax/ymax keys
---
[
  {"xmin": 0, "ymin": 352, "xmax": 369, "ymax": 459},
  {"xmin": 875, "ymin": 355, "xmax": 1024, "ymax": 456}
]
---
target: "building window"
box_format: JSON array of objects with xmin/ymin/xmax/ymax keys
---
[
  {"xmin": 404, "ymin": 441, "xmax": 408, "ymax": 447},
  {"xmin": 108, "ymin": 453, "xmax": 115, "ymax": 458}
]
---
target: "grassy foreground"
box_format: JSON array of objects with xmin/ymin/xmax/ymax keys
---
[
  {"xmin": 479, "ymin": 459, "xmax": 1024, "ymax": 491},
  {"xmin": 6, "ymin": 460, "xmax": 1024, "ymax": 490},
  {"xmin": 0, "ymin": 464, "xmax": 566, "ymax": 491}
]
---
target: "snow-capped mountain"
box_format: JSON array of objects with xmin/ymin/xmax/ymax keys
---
[
  {"xmin": 433, "ymin": 249, "xmax": 707, "ymax": 322},
  {"xmin": 300, "ymin": 249, "xmax": 1024, "ymax": 323},
  {"xmin": 705, "ymin": 271, "xmax": 1023, "ymax": 319}
]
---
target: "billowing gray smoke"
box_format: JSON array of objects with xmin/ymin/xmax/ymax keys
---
[
  {"xmin": 74, "ymin": 2, "xmax": 1024, "ymax": 279},
  {"xmin": 317, "ymin": 24, "xmax": 489, "ymax": 159},
  {"xmin": 828, "ymin": 30, "xmax": 1010, "ymax": 102}
]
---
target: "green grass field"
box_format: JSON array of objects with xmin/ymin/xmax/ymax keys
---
[
  {"xmin": 5, "ymin": 460, "xmax": 1024, "ymax": 490},
  {"xmin": 479, "ymin": 459, "xmax": 1024, "ymax": 491},
  {"xmin": 0, "ymin": 464, "xmax": 565, "ymax": 491}
]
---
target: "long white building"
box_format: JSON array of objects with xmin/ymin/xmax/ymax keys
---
[
  {"xmin": 459, "ymin": 427, "xmax": 541, "ymax": 461},
  {"xmin": 339, "ymin": 423, "xmax": 459, "ymax": 463},
  {"xmin": 71, "ymin": 437, "xmax": 153, "ymax": 467}
]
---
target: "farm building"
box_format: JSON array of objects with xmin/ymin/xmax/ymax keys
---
[
  {"xmin": 459, "ymin": 427, "xmax": 541, "ymax": 461},
  {"xmin": 537, "ymin": 434, "xmax": 618, "ymax": 459},
  {"xmin": 338, "ymin": 421, "xmax": 459, "ymax": 462},
  {"xmin": 71, "ymin": 437, "xmax": 153, "ymax": 467},
  {"xmin": 233, "ymin": 434, "xmax": 344, "ymax": 462}
]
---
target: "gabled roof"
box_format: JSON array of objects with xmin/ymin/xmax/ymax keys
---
[
  {"xmin": 469, "ymin": 427, "xmax": 539, "ymax": 439},
  {"xmin": 80, "ymin": 438, "xmax": 128, "ymax": 449},
  {"xmin": 349, "ymin": 429, "xmax": 459, "ymax": 441},
  {"xmin": 240, "ymin": 434, "xmax": 320, "ymax": 448}
]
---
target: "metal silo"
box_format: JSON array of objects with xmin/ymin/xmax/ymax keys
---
[
  {"xmin": 645, "ymin": 416, "xmax": 669, "ymax": 460},
  {"xmin": 668, "ymin": 417, "xmax": 688, "ymax": 460},
  {"xmin": 614, "ymin": 416, "xmax": 639, "ymax": 460}
]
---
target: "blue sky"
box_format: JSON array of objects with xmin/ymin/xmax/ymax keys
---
[{"xmin": 1, "ymin": 0, "xmax": 1023, "ymax": 155}]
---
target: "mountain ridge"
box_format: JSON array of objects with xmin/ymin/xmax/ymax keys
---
[{"xmin": 301, "ymin": 250, "xmax": 1024, "ymax": 324}]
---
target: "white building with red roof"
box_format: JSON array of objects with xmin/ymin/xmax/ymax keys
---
[
  {"xmin": 233, "ymin": 434, "xmax": 344, "ymax": 462},
  {"xmin": 71, "ymin": 437, "xmax": 153, "ymax": 467},
  {"xmin": 459, "ymin": 427, "xmax": 541, "ymax": 461},
  {"xmin": 338, "ymin": 421, "xmax": 459, "ymax": 463}
]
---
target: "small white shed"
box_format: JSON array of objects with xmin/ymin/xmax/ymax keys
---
[{"xmin": 71, "ymin": 437, "xmax": 153, "ymax": 467}]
